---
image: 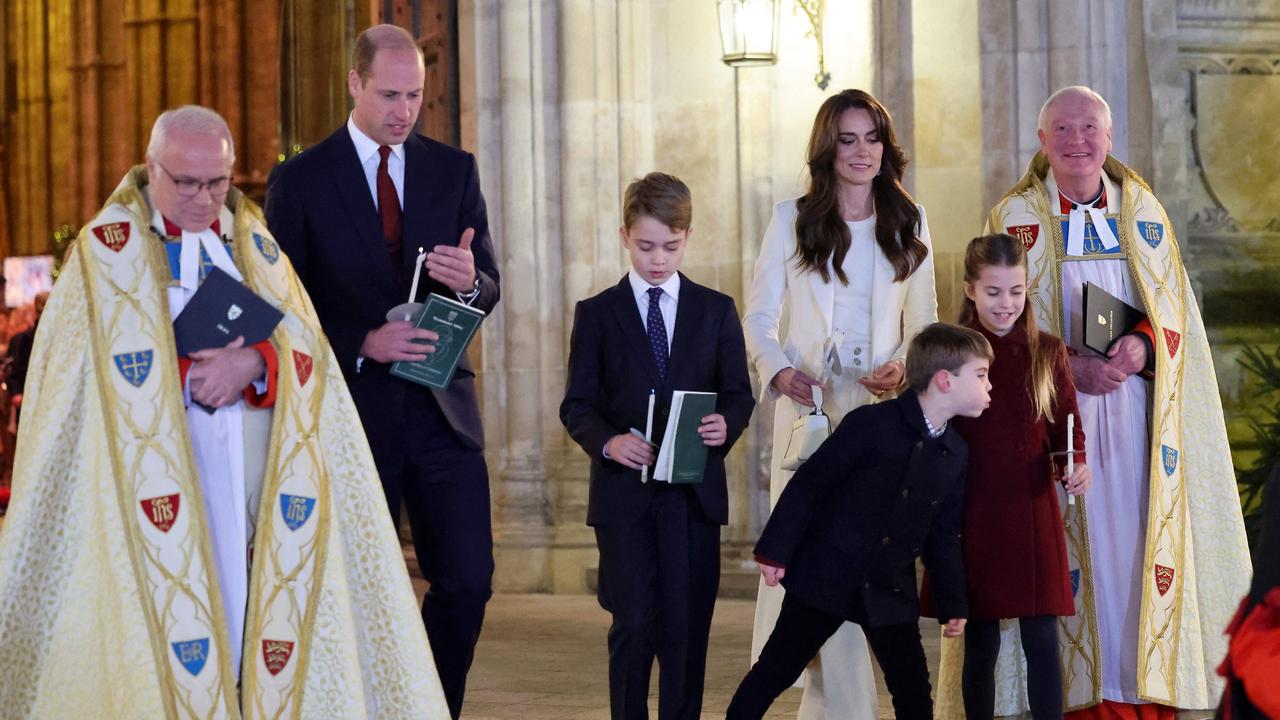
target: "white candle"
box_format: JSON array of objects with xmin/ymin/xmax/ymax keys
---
[
  {"xmin": 1066, "ymin": 412, "xmax": 1076, "ymax": 506},
  {"xmin": 408, "ymin": 247, "xmax": 426, "ymax": 304}
]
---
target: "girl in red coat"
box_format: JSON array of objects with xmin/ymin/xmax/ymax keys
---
[{"xmin": 955, "ymin": 233, "xmax": 1092, "ymax": 719}]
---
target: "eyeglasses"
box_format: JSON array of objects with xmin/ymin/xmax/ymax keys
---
[{"xmin": 155, "ymin": 161, "xmax": 232, "ymax": 197}]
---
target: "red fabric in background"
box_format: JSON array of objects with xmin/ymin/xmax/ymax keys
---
[{"xmin": 1066, "ymin": 700, "xmax": 1175, "ymax": 720}]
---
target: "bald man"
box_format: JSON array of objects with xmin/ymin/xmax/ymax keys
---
[
  {"xmin": 0, "ymin": 105, "xmax": 448, "ymax": 718},
  {"xmin": 935, "ymin": 86, "xmax": 1251, "ymax": 720}
]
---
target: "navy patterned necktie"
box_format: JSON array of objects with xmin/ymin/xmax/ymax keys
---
[{"xmin": 646, "ymin": 286, "xmax": 669, "ymax": 381}]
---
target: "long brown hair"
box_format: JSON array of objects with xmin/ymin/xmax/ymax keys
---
[
  {"xmin": 793, "ymin": 89, "xmax": 926, "ymax": 284},
  {"xmin": 957, "ymin": 233, "xmax": 1057, "ymax": 421}
]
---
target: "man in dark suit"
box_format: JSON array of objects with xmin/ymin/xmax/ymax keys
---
[
  {"xmin": 263, "ymin": 24, "xmax": 498, "ymax": 719},
  {"xmin": 560, "ymin": 173, "xmax": 755, "ymax": 720},
  {"xmin": 727, "ymin": 323, "xmax": 994, "ymax": 720}
]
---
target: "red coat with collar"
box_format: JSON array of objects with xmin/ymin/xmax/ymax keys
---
[{"xmin": 951, "ymin": 321, "xmax": 1084, "ymax": 619}]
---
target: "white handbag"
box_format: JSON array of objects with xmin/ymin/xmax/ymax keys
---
[{"xmin": 780, "ymin": 384, "xmax": 831, "ymax": 471}]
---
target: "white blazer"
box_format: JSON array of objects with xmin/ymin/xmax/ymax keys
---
[
  {"xmin": 746, "ymin": 198, "xmax": 940, "ymax": 699},
  {"xmin": 743, "ymin": 197, "xmax": 939, "ymax": 403}
]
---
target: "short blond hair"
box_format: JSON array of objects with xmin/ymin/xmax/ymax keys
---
[
  {"xmin": 906, "ymin": 323, "xmax": 993, "ymax": 393},
  {"xmin": 622, "ymin": 173, "xmax": 692, "ymax": 231}
]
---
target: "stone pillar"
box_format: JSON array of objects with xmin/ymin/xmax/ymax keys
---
[
  {"xmin": 978, "ymin": 0, "xmax": 1131, "ymax": 209},
  {"xmin": 873, "ymin": 0, "xmax": 914, "ymax": 192},
  {"xmin": 549, "ymin": 0, "xmax": 629, "ymax": 593},
  {"xmin": 465, "ymin": 0, "xmax": 561, "ymax": 593}
]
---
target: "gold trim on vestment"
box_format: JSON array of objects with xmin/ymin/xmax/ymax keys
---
[
  {"xmin": 79, "ymin": 174, "xmax": 241, "ymax": 718},
  {"xmin": 988, "ymin": 154, "xmax": 1190, "ymax": 707}
]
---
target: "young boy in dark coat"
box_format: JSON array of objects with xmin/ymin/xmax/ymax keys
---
[
  {"xmin": 560, "ymin": 172, "xmax": 755, "ymax": 720},
  {"xmin": 726, "ymin": 322, "xmax": 993, "ymax": 720}
]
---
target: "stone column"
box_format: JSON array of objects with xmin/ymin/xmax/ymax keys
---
[
  {"xmin": 464, "ymin": 0, "xmax": 561, "ymax": 593},
  {"xmin": 978, "ymin": 0, "xmax": 1131, "ymax": 209},
  {"xmin": 549, "ymin": 0, "xmax": 629, "ymax": 593}
]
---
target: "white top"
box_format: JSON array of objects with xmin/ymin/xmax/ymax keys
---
[
  {"xmin": 830, "ymin": 216, "xmax": 875, "ymax": 372},
  {"xmin": 627, "ymin": 268, "xmax": 679, "ymax": 348},
  {"xmin": 347, "ymin": 114, "xmax": 405, "ymax": 210}
]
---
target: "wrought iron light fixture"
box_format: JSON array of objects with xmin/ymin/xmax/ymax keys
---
[
  {"xmin": 716, "ymin": 0, "xmax": 830, "ymax": 89},
  {"xmin": 717, "ymin": 0, "xmax": 781, "ymax": 67}
]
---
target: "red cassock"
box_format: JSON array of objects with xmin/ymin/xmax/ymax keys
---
[{"xmin": 950, "ymin": 321, "xmax": 1084, "ymax": 620}]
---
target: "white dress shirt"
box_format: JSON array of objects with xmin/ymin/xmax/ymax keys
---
[
  {"xmin": 627, "ymin": 269, "xmax": 679, "ymax": 348},
  {"xmin": 347, "ymin": 114, "xmax": 404, "ymax": 210}
]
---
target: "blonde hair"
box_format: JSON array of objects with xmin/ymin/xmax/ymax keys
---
[{"xmin": 958, "ymin": 233, "xmax": 1057, "ymax": 421}]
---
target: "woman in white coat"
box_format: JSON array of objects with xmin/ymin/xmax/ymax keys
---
[{"xmin": 744, "ymin": 89, "xmax": 938, "ymax": 719}]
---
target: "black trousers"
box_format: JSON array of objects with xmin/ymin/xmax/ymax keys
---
[
  {"xmin": 962, "ymin": 616, "xmax": 1063, "ymax": 720},
  {"xmin": 377, "ymin": 387, "xmax": 494, "ymax": 720},
  {"xmin": 594, "ymin": 484, "xmax": 721, "ymax": 720},
  {"xmin": 727, "ymin": 593, "xmax": 932, "ymax": 720}
]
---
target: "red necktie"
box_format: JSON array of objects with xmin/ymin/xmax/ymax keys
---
[{"xmin": 377, "ymin": 145, "xmax": 402, "ymax": 263}]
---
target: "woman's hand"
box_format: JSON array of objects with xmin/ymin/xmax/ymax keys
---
[
  {"xmin": 770, "ymin": 367, "xmax": 826, "ymax": 406},
  {"xmin": 857, "ymin": 359, "xmax": 904, "ymax": 397}
]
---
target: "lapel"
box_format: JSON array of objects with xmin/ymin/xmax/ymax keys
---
[
  {"xmin": 665, "ymin": 273, "xmax": 701, "ymax": 386},
  {"xmin": 806, "ymin": 259, "xmax": 835, "ymax": 338},
  {"xmin": 870, "ymin": 228, "xmax": 889, "ymax": 340},
  {"xmin": 400, "ymin": 135, "xmax": 434, "ymax": 282},
  {"xmin": 607, "ymin": 276, "xmax": 663, "ymax": 389},
  {"xmin": 325, "ymin": 129, "xmax": 397, "ymax": 286}
]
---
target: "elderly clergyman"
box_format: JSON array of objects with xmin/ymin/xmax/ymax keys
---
[
  {"xmin": 934, "ymin": 85, "xmax": 1252, "ymax": 720},
  {"xmin": 0, "ymin": 105, "xmax": 450, "ymax": 718}
]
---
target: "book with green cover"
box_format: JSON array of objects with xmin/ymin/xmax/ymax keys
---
[
  {"xmin": 390, "ymin": 293, "xmax": 485, "ymax": 390},
  {"xmin": 653, "ymin": 391, "xmax": 717, "ymax": 484}
]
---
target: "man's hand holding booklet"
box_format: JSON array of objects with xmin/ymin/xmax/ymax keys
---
[
  {"xmin": 1082, "ymin": 281, "xmax": 1145, "ymax": 356},
  {"xmin": 173, "ymin": 267, "xmax": 284, "ymax": 412}
]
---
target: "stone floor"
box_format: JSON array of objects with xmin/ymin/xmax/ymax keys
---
[{"xmin": 424, "ymin": 586, "xmax": 934, "ymax": 720}]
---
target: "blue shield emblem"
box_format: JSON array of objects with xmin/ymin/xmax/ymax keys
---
[
  {"xmin": 171, "ymin": 638, "xmax": 210, "ymax": 676},
  {"xmin": 1070, "ymin": 569, "xmax": 1081, "ymax": 597},
  {"xmin": 1162, "ymin": 445, "xmax": 1179, "ymax": 476},
  {"xmin": 1138, "ymin": 221, "xmax": 1164, "ymax": 249},
  {"xmin": 254, "ymin": 233, "xmax": 280, "ymax": 265},
  {"xmin": 113, "ymin": 350, "xmax": 154, "ymax": 388},
  {"xmin": 280, "ymin": 494, "xmax": 316, "ymax": 531},
  {"xmin": 1059, "ymin": 218, "xmax": 1122, "ymax": 256}
]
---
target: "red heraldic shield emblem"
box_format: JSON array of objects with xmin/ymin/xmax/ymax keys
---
[
  {"xmin": 1007, "ymin": 224, "xmax": 1039, "ymax": 251},
  {"xmin": 292, "ymin": 350, "xmax": 313, "ymax": 387},
  {"xmin": 1163, "ymin": 328, "xmax": 1181, "ymax": 358},
  {"xmin": 262, "ymin": 639, "xmax": 295, "ymax": 676},
  {"xmin": 140, "ymin": 493, "xmax": 181, "ymax": 533},
  {"xmin": 1154, "ymin": 564, "xmax": 1175, "ymax": 596},
  {"xmin": 92, "ymin": 222, "xmax": 131, "ymax": 252}
]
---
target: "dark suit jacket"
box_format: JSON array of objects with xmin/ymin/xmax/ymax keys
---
[
  {"xmin": 755, "ymin": 390, "xmax": 969, "ymax": 627},
  {"xmin": 264, "ymin": 127, "xmax": 499, "ymax": 450},
  {"xmin": 559, "ymin": 274, "xmax": 754, "ymax": 526}
]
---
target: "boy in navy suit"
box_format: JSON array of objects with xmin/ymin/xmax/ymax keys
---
[
  {"xmin": 726, "ymin": 323, "xmax": 993, "ymax": 720},
  {"xmin": 560, "ymin": 173, "xmax": 755, "ymax": 720}
]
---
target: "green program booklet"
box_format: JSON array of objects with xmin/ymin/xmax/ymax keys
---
[
  {"xmin": 652, "ymin": 391, "xmax": 717, "ymax": 484},
  {"xmin": 390, "ymin": 293, "xmax": 485, "ymax": 390}
]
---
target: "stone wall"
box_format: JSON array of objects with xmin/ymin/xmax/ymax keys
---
[{"xmin": 459, "ymin": 0, "xmax": 1279, "ymax": 593}]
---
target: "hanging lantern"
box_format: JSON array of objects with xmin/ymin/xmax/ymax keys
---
[{"xmin": 717, "ymin": 0, "xmax": 781, "ymax": 68}]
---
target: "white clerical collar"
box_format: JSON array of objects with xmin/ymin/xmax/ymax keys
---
[
  {"xmin": 1046, "ymin": 169, "xmax": 1120, "ymax": 255},
  {"xmin": 148, "ymin": 196, "xmax": 240, "ymax": 290},
  {"xmin": 628, "ymin": 269, "xmax": 681, "ymax": 303},
  {"xmin": 347, "ymin": 114, "xmax": 404, "ymax": 165}
]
